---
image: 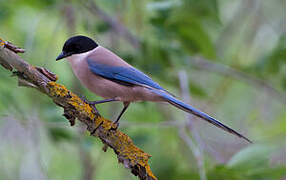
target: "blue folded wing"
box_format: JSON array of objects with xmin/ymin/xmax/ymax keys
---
[{"xmin": 87, "ymin": 59, "xmax": 164, "ymax": 90}]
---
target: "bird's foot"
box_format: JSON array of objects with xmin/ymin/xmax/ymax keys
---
[
  {"xmin": 111, "ymin": 121, "xmax": 120, "ymax": 130},
  {"xmin": 110, "ymin": 102, "xmax": 129, "ymax": 130},
  {"xmin": 79, "ymin": 95, "xmax": 99, "ymax": 114},
  {"xmin": 80, "ymin": 96, "xmax": 116, "ymax": 105},
  {"xmin": 79, "ymin": 95, "xmax": 90, "ymax": 104}
]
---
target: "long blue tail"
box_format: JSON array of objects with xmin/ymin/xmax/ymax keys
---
[{"xmin": 153, "ymin": 90, "xmax": 252, "ymax": 143}]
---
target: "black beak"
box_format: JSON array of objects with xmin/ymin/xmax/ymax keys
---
[{"xmin": 56, "ymin": 51, "xmax": 70, "ymax": 61}]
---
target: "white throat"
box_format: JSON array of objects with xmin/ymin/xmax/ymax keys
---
[{"xmin": 66, "ymin": 47, "xmax": 98, "ymax": 65}]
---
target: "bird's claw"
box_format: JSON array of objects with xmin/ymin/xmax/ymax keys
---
[
  {"xmin": 79, "ymin": 95, "xmax": 100, "ymax": 114},
  {"xmin": 111, "ymin": 121, "xmax": 120, "ymax": 130},
  {"xmin": 79, "ymin": 95, "xmax": 89, "ymax": 103}
]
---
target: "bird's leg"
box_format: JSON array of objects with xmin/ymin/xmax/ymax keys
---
[
  {"xmin": 87, "ymin": 98, "xmax": 120, "ymax": 114},
  {"xmin": 89, "ymin": 99, "xmax": 119, "ymax": 105},
  {"xmin": 112, "ymin": 102, "xmax": 130, "ymax": 129},
  {"xmin": 79, "ymin": 95, "xmax": 90, "ymax": 104},
  {"xmin": 80, "ymin": 96, "xmax": 118, "ymax": 114},
  {"xmin": 80, "ymin": 95, "xmax": 119, "ymax": 105},
  {"xmin": 81, "ymin": 98, "xmax": 99, "ymax": 114}
]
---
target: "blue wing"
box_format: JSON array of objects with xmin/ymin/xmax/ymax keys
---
[
  {"xmin": 87, "ymin": 59, "xmax": 251, "ymax": 142},
  {"xmin": 87, "ymin": 59, "xmax": 165, "ymax": 90}
]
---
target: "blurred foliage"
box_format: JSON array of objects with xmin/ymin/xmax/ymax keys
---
[{"xmin": 0, "ymin": 0, "xmax": 286, "ymax": 180}]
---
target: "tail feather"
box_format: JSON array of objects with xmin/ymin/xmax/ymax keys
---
[{"xmin": 154, "ymin": 90, "xmax": 252, "ymax": 143}]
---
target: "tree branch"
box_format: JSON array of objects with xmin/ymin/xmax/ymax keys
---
[
  {"xmin": 81, "ymin": 0, "xmax": 140, "ymax": 49},
  {"xmin": 0, "ymin": 39, "xmax": 156, "ymax": 180},
  {"xmin": 190, "ymin": 56, "xmax": 286, "ymax": 105},
  {"xmin": 178, "ymin": 70, "xmax": 206, "ymax": 180}
]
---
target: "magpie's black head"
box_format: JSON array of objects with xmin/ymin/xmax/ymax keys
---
[{"xmin": 56, "ymin": 35, "xmax": 98, "ymax": 61}]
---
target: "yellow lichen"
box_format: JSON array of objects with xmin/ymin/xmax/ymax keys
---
[
  {"xmin": 100, "ymin": 117, "xmax": 117, "ymax": 130},
  {"xmin": 94, "ymin": 116, "xmax": 106, "ymax": 129},
  {"xmin": 46, "ymin": 81, "xmax": 156, "ymax": 179},
  {"xmin": 47, "ymin": 81, "xmax": 69, "ymax": 97},
  {"xmin": 0, "ymin": 38, "xmax": 5, "ymax": 46},
  {"xmin": 47, "ymin": 81, "xmax": 96, "ymax": 119},
  {"xmin": 68, "ymin": 95, "xmax": 95, "ymax": 119},
  {"xmin": 97, "ymin": 119, "xmax": 156, "ymax": 179}
]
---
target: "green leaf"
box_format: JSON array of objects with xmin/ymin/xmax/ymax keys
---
[
  {"xmin": 168, "ymin": 15, "xmax": 216, "ymax": 59},
  {"xmin": 227, "ymin": 144, "xmax": 275, "ymax": 170},
  {"xmin": 207, "ymin": 165, "xmax": 244, "ymax": 180},
  {"xmin": 189, "ymin": 80, "xmax": 208, "ymax": 98},
  {"xmin": 48, "ymin": 128, "xmax": 75, "ymax": 142}
]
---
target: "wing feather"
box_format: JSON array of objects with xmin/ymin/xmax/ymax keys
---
[{"xmin": 87, "ymin": 59, "xmax": 164, "ymax": 90}]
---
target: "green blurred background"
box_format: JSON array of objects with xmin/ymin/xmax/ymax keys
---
[{"xmin": 1, "ymin": 0, "xmax": 286, "ymax": 179}]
